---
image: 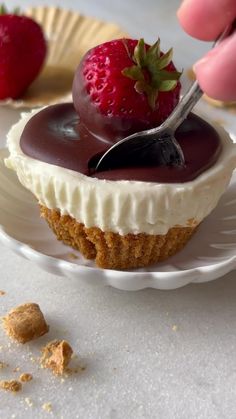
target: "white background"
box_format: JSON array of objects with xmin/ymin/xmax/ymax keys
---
[{"xmin": 1, "ymin": 1, "xmax": 236, "ymax": 418}]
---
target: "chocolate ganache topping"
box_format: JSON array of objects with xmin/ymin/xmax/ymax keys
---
[{"xmin": 20, "ymin": 103, "xmax": 221, "ymax": 183}]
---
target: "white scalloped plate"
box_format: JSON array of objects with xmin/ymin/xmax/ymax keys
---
[{"xmin": 0, "ymin": 149, "xmax": 235, "ymax": 290}]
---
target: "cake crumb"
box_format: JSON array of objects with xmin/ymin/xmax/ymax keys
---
[
  {"xmin": 67, "ymin": 252, "xmax": 79, "ymax": 260},
  {"xmin": 19, "ymin": 373, "xmax": 33, "ymax": 382},
  {"xmin": 0, "ymin": 290, "xmax": 5, "ymax": 296},
  {"xmin": 0, "ymin": 361, "xmax": 8, "ymax": 369},
  {"xmin": 25, "ymin": 397, "xmax": 33, "ymax": 407},
  {"xmin": 30, "ymin": 356, "xmax": 38, "ymax": 363},
  {"xmin": 41, "ymin": 340, "xmax": 73, "ymax": 376},
  {"xmin": 186, "ymin": 218, "xmax": 198, "ymax": 227},
  {"xmin": 13, "ymin": 366, "xmax": 20, "ymax": 372},
  {"xmin": 2, "ymin": 303, "xmax": 49, "ymax": 343},
  {"xmin": 0, "ymin": 379, "xmax": 22, "ymax": 392},
  {"xmin": 172, "ymin": 325, "xmax": 178, "ymax": 332},
  {"xmin": 42, "ymin": 402, "xmax": 52, "ymax": 412},
  {"xmin": 69, "ymin": 364, "xmax": 86, "ymax": 374}
]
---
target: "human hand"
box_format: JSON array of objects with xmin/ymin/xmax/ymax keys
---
[{"xmin": 177, "ymin": 0, "xmax": 236, "ymax": 101}]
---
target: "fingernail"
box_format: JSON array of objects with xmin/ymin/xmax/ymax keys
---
[
  {"xmin": 177, "ymin": 0, "xmax": 191, "ymax": 13},
  {"xmin": 193, "ymin": 57, "xmax": 209, "ymax": 73},
  {"xmin": 179, "ymin": 0, "xmax": 191, "ymax": 6},
  {"xmin": 194, "ymin": 33, "xmax": 236, "ymax": 72},
  {"xmin": 193, "ymin": 45, "xmax": 222, "ymax": 72}
]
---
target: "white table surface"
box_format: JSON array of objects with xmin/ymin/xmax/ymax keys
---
[{"xmin": 1, "ymin": 1, "xmax": 236, "ymax": 418}]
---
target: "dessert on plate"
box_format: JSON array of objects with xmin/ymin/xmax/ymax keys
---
[{"xmin": 5, "ymin": 38, "xmax": 236, "ymax": 270}]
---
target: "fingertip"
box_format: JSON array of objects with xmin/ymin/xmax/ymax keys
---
[
  {"xmin": 193, "ymin": 36, "xmax": 236, "ymax": 101},
  {"xmin": 177, "ymin": 0, "xmax": 236, "ymax": 41},
  {"xmin": 177, "ymin": 0, "xmax": 211, "ymax": 40}
]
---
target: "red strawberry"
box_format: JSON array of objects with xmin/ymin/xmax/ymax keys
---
[
  {"xmin": 0, "ymin": 5, "xmax": 47, "ymax": 99},
  {"xmin": 73, "ymin": 38, "xmax": 181, "ymax": 142}
]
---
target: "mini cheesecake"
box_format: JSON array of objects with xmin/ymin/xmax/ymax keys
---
[
  {"xmin": 5, "ymin": 37, "xmax": 236, "ymax": 270},
  {"xmin": 5, "ymin": 103, "xmax": 236, "ymax": 269}
]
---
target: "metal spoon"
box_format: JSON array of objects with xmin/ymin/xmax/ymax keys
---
[{"xmin": 95, "ymin": 21, "xmax": 234, "ymax": 172}]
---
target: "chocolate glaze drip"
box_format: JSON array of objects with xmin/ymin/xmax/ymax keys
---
[{"xmin": 20, "ymin": 103, "xmax": 221, "ymax": 183}]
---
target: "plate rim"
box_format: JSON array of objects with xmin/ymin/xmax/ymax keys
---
[
  {"xmin": 0, "ymin": 219, "xmax": 235, "ymax": 290},
  {"xmin": 0, "ymin": 151, "xmax": 236, "ymax": 290}
]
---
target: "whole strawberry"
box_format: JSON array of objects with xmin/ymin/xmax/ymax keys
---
[
  {"xmin": 73, "ymin": 38, "xmax": 181, "ymax": 142},
  {"xmin": 0, "ymin": 5, "xmax": 47, "ymax": 99}
]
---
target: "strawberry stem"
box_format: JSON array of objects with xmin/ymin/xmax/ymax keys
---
[
  {"xmin": 122, "ymin": 38, "xmax": 182, "ymax": 110},
  {"xmin": 13, "ymin": 7, "xmax": 21, "ymax": 15},
  {"xmin": 0, "ymin": 4, "xmax": 21, "ymax": 15},
  {"xmin": 0, "ymin": 4, "xmax": 7, "ymax": 14}
]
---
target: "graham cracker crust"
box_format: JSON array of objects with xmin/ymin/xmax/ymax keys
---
[{"xmin": 40, "ymin": 206, "xmax": 198, "ymax": 270}]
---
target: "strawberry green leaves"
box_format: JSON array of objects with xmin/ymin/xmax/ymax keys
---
[
  {"xmin": 0, "ymin": 4, "xmax": 7, "ymax": 14},
  {"xmin": 157, "ymin": 48, "xmax": 173, "ymax": 70},
  {"xmin": 122, "ymin": 38, "xmax": 182, "ymax": 110},
  {"xmin": 0, "ymin": 4, "xmax": 21, "ymax": 15},
  {"xmin": 122, "ymin": 65, "xmax": 144, "ymax": 82},
  {"xmin": 133, "ymin": 38, "xmax": 146, "ymax": 67}
]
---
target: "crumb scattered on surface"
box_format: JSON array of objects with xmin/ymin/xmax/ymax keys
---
[
  {"xmin": 30, "ymin": 356, "xmax": 38, "ymax": 364},
  {"xmin": 41, "ymin": 340, "xmax": 73, "ymax": 376},
  {"xmin": 0, "ymin": 379, "xmax": 22, "ymax": 392},
  {"xmin": 2, "ymin": 303, "xmax": 49, "ymax": 343},
  {"xmin": 69, "ymin": 365, "xmax": 86, "ymax": 374},
  {"xmin": 13, "ymin": 366, "xmax": 20, "ymax": 372},
  {"xmin": 25, "ymin": 397, "xmax": 33, "ymax": 407},
  {"xmin": 19, "ymin": 373, "xmax": 33, "ymax": 382},
  {"xmin": 67, "ymin": 252, "xmax": 79, "ymax": 260},
  {"xmin": 0, "ymin": 290, "xmax": 5, "ymax": 296},
  {"xmin": 42, "ymin": 402, "xmax": 52, "ymax": 412},
  {"xmin": 172, "ymin": 325, "xmax": 178, "ymax": 332},
  {"xmin": 0, "ymin": 361, "xmax": 8, "ymax": 369}
]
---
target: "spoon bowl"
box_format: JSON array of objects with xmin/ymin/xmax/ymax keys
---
[{"xmin": 95, "ymin": 127, "xmax": 185, "ymax": 171}]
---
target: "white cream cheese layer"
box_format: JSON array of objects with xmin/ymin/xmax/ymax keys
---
[{"xmin": 5, "ymin": 109, "xmax": 236, "ymax": 235}]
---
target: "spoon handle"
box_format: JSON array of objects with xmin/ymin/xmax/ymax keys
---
[
  {"xmin": 162, "ymin": 80, "xmax": 202, "ymax": 132},
  {"xmin": 162, "ymin": 20, "xmax": 235, "ymax": 133}
]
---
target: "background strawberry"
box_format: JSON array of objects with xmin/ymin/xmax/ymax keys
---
[
  {"xmin": 0, "ymin": 5, "xmax": 47, "ymax": 99},
  {"xmin": 73, "ymin": 38, "xmax": 181, "ymax": 142}
]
